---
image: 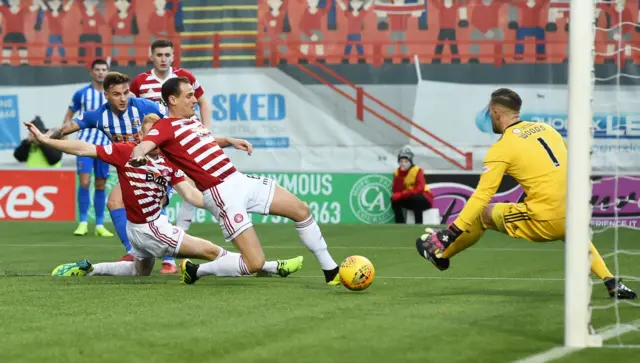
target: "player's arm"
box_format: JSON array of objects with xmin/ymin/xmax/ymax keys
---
[
  {"xmin": 25, "ymin": 122, "xmax": 97, "ymax": 157},
  {"xmin": 452, "ymin": 160, "xmax": 508, "ymax": 232},
  {"xmin": 172, "ymin": 180, "xmax": 205, "ymax": 209},
  {"xmin": 215, "ymin": 137, "xmax": 253, "ymax": 155},
  {"xmin": 197, "ymin": 95, "xmax": 212, "ymax": 129},
  {"xmin": 129, "ymin": 141, "xmax": 157, "ymax": 167}
]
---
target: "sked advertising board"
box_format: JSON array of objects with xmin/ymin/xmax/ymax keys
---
[{"xmin": 0, "ymin": 170, "xmax": 76, "ymax": 221}]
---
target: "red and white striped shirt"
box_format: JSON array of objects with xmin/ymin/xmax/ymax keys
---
[
  {"xmin": 130, "ymin": 67, "xmax": 204, "ymax": 104},
  {"xmin": 96, "ymin": 142, "xmax": 185, "ymax": 223},
  {"xmin": 143, "ymin": 117, "xmax": 237, "ymax": 191}
]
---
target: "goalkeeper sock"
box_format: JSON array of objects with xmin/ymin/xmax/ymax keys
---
[
  {"xmin": 440, "ymin": 216, "xmax": 485, "ymax": 259},
  {"xmin": 589, "ymin": 242, "xmax": 614, "ymax": 280}
]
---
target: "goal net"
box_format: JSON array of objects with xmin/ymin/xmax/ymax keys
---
[{"xmin": 566, "ymin": 0, "xmax": 640, "ymax": 349}]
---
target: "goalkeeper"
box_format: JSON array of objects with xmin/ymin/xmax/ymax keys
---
[{"xmin": 416, "ymin": 88, "xmax": 636, "ymax": 300}]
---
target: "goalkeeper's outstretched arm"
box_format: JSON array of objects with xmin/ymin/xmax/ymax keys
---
[{"xmin": 24, "ymin": 122, "xmax": 97, "ymax": 157}]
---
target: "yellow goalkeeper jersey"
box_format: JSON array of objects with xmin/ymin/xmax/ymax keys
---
[{"xmin": 453, "ymin": 121, "xmax": 568, "ymax": 231}]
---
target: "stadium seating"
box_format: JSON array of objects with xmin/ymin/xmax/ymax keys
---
[{"xmin": 0, "ymin": 0, "xmax": 638, "ymax": 67}]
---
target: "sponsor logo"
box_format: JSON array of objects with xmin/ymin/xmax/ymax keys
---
[
  {"xmin": 0, "ymin": 171, "xmax": 76, "ymax": 221},
  {"xmin": 349, "ymin": 175, "xmax": 394, "ymax": 224}
]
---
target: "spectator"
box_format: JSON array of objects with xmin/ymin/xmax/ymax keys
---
[
  {"xmin": 109, "ymin": 0, "xmax": 138, "ymax": 65},
  {"xmin": 337, "ymin": 0, "xmax": 372, "ymax": 63},
  {"xmin": 469, "ymin": 0, "xmax": 505, "ymax": 64},
  {"xmin": 432, "ymin": 0, "xmax": 467, "ymax": 64},
  {"xmin": 299, "ymin": 0, "xmax": 332, "ymax": 59},
  {"xmin": 0, "ymin": 0, "xmax": 40, "ymax": 65},
  {"xmin": 39, "ymin": 0, "xmax": 74, "ymax": 64},
  {"xmin": 259, "ymin": 0, "xmax": 290, "ymax": 61},
  {"xmin": 599, "ymin": 0, "xmax": 634, "ymax": 64},
  {"xmin": 148, "ymin": 0, "xmax": 174, "ymax": 42},
  {"xmin": 509, "ymin": 0, "xmax": 550, "ymax": 61},
  {"xmin": 13, "ymin": 116, "xmax": 62, "ymax": 168},
  {"xmin": 391, "ymin": 147, "xmax": 434, "ymax": 224},
  {"xmin": 79, "ymin": 0, "xmax": 106, "ymax": 63}
]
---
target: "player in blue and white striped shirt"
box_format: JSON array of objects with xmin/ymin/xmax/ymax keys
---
[
  {"xmin": 64, "ymin": 59, "xmax": 114, "ymax": 238},
  {"xmin": 48, "ymin": 71, "xmax": 168, "ymax": 266}
]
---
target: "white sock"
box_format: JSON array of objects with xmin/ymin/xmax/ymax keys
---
[
  {"xmin": 176, "ymin": 201, "xmax": 197, "ymax": 231},
  {"xmin": 295, "ymin": 216, "xmax": 338, "ymax": 270},
  {"xmin": 262, "ymin": 261, "xmax": 278, "ymax": 274},
  {"xmin": 213, "ymin": 249, "xmax": 279, "ymax": 274},
  {"xmin": 88, "ymin": 261, "xmax": 136, "ymax": 276},
  {"xmin": 197, "ymin": 254, "xmax": 252, "ymax": 277}
]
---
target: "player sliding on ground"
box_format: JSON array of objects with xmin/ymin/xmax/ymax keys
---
[
  {"xmin": 415, "ymin": 88, "xmax": 636, "ymax": 300},
  {"xmin": 44, "ymin": 71, "xmax": 180, "ymax": 273},
  {"xmin": 129, "ymin": 77, "xmax": 343, "ymax": 285},
  {"xmin": 25, "ymin": 117, "xmax": 303, "ymax": 279}
]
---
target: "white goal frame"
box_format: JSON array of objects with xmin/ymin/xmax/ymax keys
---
[{"xmin": 564, "ymin": 0, "xmax": 602, "ymax": 348}]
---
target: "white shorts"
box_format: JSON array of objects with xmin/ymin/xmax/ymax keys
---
[
  {"xmin": 126, "ymin": 215, "xmax": 186, "ymax": 259},
  {"xmin": 203, "ymin": 172, "xmax": 276, "ymax": 242}
]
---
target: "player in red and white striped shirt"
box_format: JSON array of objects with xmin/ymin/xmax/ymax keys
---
[
  {"xmin": 130, "ymin": 38, "xmax": 211, "ymax": 250},
  {"xmin": 131, "ymin": 77, "xmax": 343, "ymax": 286},
  {"xmin": 25, "ymin": 117, "xmax": 303, "ymax": 279}
]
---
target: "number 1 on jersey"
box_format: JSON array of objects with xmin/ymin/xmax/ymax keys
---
[{"xmin": 537, "ymin": 137, "xmax": 560, "ymax": 167}]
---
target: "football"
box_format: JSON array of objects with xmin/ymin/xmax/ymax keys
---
[{"xmin": 339, "ymin": 255, "xmax": 375, "ymax": 291}]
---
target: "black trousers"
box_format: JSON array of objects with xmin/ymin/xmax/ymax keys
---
[{"xmin": 392, "ymin": 194, "xmax": 432, "ymax": 224}]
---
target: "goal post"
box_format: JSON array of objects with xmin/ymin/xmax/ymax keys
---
[{"xmin": 564, "ymin": 0, "xmax": 601, "ymax": 348}]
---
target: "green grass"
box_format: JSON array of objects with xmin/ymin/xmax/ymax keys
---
[{"xmin": 0, "ymin": 222, "xmax": 638, "ymax": 363}]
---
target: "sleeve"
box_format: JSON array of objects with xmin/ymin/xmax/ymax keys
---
[
  {"xmin": 129, "ymin": 74, "xmax": 142, "ymax": 97},
  {"xmin": 13, "ymin": 140, "xmax": 31, "ymax": 162},
  {"xmin": 74, "ymin": 109, "xmax": 98, "ymax": 129},
  {"xmin": 95, "ymin": 143, "xmax": 128, "ymax": 167},
  {"xmin": 142, "ymin": 121, "xmax": 173, "ymax": 147},
  {"xmin": 168, "ymin": 165, "xmax": 186, "ymax": 186},
  {"xmin": 69, "ymin": 90, "xmax": 81, "ymax": 112},
  {"xmin": 182, "ymin": 69, "xmax": 205, "ymax": 99},
  {"xmin": 392, "ymin": 170, "xmax": 404, "ymax": 193},
  {"xmin": 140, "ymin": 98, "xmax": 167, "ymax": 118},
  {"xmin": 40, "ymin": 144, "xmax": 63, "ymax": 165},
  {"xmin": 452, "ymin": 144, "xmax": 510, "ymax": 231}
]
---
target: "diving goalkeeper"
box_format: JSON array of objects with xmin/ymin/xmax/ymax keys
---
[{"xmin": 416, "ymin": 88, "xmax": 636, "ymax": 300}]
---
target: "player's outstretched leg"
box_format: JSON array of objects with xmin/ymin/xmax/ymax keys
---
[
  {"xmin": 106, "ymin": 182, "xmax": 134, "ymax": 261},
  {"xmin": 52, "ymin": 258, "xmax": 154, "ymax": 277},
  {"xmin": 177, "ymin": 231, "xmax": 303, "ymax": 285},
  {"xmin": 589, "ymin": 242, "xmax": 637, "ymax": 299},
  {"xmin": 268, "ymin": 185, "xmax": 341, "ymax": 285}
]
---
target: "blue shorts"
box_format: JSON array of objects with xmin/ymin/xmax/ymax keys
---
[{"xmin": 77, "ymin": 156, "xmax": 110, "ymax": 179}]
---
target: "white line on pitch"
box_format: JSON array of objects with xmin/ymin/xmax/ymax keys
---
[
  {"xmin": 0, "ymin": 272, "xmax": 563, "ymax": 282},
  {"xmin": 513, "ymin": 319, "xmax": 640, "ymax": 363}
]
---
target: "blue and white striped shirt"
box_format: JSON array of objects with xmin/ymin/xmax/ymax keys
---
[
  {"xmin": 74, "ymin": 97, "xmax": 167, "ymax": 144},
  {"xmin": 69, "ymin": 84, "xmax": 110, "ymax": 146}
]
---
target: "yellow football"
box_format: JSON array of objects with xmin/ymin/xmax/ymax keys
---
[{"xmin": 339, "ymin": 255, "xmax": 375, "ymax": 291}]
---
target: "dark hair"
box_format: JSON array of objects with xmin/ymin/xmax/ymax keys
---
[
  {"xmin": 91, "ymin": 59, "xmax": 109, "ymax": 69},
  {"xmin": 161, "ymin": 77, "xmax": 191, "ymax": 105},
  {"xmin": 490, "ymin": 88, "xmax": 522, "ymax": 112},
  {"xmin": 103, "ymin": 72, "xmax": 130, "ymax": 91},
  {"xmin": 151, "ymin": 39, "xmax": 174, "ymax": 52}
]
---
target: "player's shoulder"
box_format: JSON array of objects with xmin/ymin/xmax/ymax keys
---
[
  {"xmin": 133, "ymin": 69, "xmax": 153, "ymax": 80},
  {"xmin": 75, "ymin": 83, "xmax": 92, "ymax": 94},
  {"xmin": 174, "ymin": 67, "xmax": 196, "ymax": 80}
]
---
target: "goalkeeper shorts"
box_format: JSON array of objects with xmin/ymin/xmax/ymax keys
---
[{"xmin": 490, "ymin": 202, "xmax": 565, "ymax": 242}]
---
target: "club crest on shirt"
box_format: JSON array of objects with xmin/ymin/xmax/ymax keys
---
[
  {"xmin": 194, "ymin": 124, "xmax": 211, "ymax": 138},
  {"xmin": 133, "ymin": 117, "xmax": 141, "ymax": 128}
]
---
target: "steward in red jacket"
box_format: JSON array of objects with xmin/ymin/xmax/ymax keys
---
[{"xmin": 391, "ymin": 149, "xmax": 434, "ymax": 224}]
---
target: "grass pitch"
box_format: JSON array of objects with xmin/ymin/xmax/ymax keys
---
[{"xmin": 0, "ymin": 222, "xmax": 638, "ymax": 363}]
